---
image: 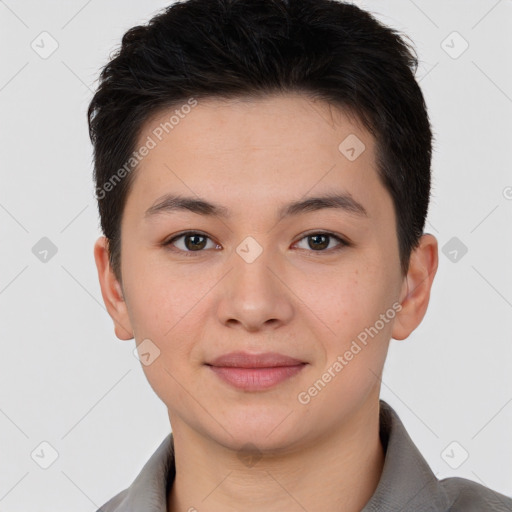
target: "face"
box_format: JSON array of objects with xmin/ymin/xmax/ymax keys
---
[{"xmin": 95, "ymin": 92, "xmax": 437, "ymax": 453}]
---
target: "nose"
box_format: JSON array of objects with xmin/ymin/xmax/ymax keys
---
[{"xmin": 215, "ymin": 241, "xmax": 294, "ymax": 332}]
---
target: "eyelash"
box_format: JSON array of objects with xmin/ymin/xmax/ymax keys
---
[{"xmin": 162, "ymin": 230, "xmax": 351, "ymax": 257}]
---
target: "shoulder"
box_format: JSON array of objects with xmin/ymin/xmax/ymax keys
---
[
  {"xmin": 95, "ymin": 433, "xmax": 174, "ymax": 511},
  {"xmin": 439, "ymin": 476, "xmax": 512, "ymax": 511},
  {"xmin": 96, "ymin": 488, "xmax": 129, "ymax": 511}
]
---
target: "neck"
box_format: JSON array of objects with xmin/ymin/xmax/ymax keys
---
[{"xmin": 167, "ymin": 398, "xmax": 385, "ymax": 512}]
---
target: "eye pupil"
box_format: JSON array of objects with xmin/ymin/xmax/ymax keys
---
[
  {"xmin": 185, "ymin": 234, "xmax": 207, "ymax": 250},
  {"xmin": 309, "ymin": 234, "xmax": 329, "ymax": 250}
]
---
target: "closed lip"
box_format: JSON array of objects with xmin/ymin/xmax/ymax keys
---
[{"xmin": 206, "ymin": 351, "xmax": 306, "ymax": 368}]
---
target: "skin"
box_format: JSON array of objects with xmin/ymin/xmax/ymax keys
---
[{"xmin": 94, "ymin": 92, "xmax": 438, "ymax": 512}]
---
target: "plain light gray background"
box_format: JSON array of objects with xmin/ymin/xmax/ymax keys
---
[{"xmin": 1, "ymin": 0, "xmax": 511, "ymax": 510}]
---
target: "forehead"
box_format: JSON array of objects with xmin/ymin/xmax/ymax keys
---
[
  {"xmin": 125, "ymin": 92, "xmax": 392, "ymax": 224},
  {"xmin": 140, "ymin": 92, "xmax": 371, "ymax": 165}
]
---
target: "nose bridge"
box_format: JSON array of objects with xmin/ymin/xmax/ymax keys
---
[
  {"xmin": 216, "ymin": 234, "xmax": 293, "ymax": 330},
  {"xmin": 232, "ymin": 234, "xmax": 280, "ymax": 301}
]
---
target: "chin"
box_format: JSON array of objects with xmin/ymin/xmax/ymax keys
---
[{"xmin": 212, "ymin": 409, "xmax": 304, "ymax": 452}]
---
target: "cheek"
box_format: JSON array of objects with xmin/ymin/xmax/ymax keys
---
[
  {"xmin": 303, "ymin": 263, "xmax": 396, "ymax": 354},
  {"xmin": 123, "ymin": 254, "xmax": 207, "ymax": 339},
  {"xmin": 295, "ymin": 268, "xmax": 365, "ymax": 334},
  {"xmin": 127, "ymin": 273, "xmax": 205, "ymax": 410},
  {"xmin": 123, "ymin": 258, "xmax": 215, "ymax": 382}
]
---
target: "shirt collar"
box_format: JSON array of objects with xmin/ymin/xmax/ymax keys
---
[
  {"xmin": 103, "ymin": 399, "xmax": 449, "ymax": 511},
  {"xmin": 361, "ymin": 400, "xmax": 447, "ymax": 511}
]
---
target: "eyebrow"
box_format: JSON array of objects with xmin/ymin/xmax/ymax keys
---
[{"xmin": 144, "ymin": 192, "xmax": 368, "ymax": 221}]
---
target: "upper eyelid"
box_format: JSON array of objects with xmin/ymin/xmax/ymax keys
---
[
  {"xmin": 293, "ymin": 232, "xmax": 349, "ymax": 250},
  {"xmin": 165, "ymin": 231, "xmax": 219, "ymax": 248}
]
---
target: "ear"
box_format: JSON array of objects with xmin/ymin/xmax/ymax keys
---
[
  {"xmin": 392, "ymin": 233, "xmax": 438, "ymax": 341},
  {"xmin": 93, "ymin": 236, "xmax": 134, "ymax": 341}
]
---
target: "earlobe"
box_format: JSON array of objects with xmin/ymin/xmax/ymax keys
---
[
  {"xmin": 93, "ymin": 236, "xmax": 134, "ymax": 341},
  {"xmin": 391, "ymin": 234, "xmax": 438, "ymax": 341}
]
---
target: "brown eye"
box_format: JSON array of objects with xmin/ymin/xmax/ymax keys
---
[
  {"xmin": 182, "ymin": 233, "xmax": 208, "ymax": 251},
  {"xmin": 307, "ymin": 233, "xmax": 330, "ymax": 250},
  {"xmin": 294, "ymin": 232, "xmax": 348, "ymax": 253},
  {"xmin": 164, "ymin": 231, "xmax": 219, "ymax": 255}
]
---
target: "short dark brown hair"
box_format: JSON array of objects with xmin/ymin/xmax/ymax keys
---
[{"xmin": 88, "ymin": 0, "xmax": 433, "ymax": 283}]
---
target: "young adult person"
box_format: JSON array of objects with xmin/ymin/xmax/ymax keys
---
[{"xmin": 90, "ymin": 1, "xmax": 512, "ymax": 510}]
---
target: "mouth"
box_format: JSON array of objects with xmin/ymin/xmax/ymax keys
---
[{"xmin": 205, "ymin": 351, "xmax": 307, "ymax": 391}]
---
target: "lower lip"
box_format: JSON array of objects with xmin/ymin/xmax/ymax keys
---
[{"xmin": 208, "ymin": 364, "xmax": 306, "ymax": 391}]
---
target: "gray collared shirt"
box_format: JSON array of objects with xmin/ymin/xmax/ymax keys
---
[{"xmin": 97, "ymin": 400, "xmax": 512, "ymax": 511}]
